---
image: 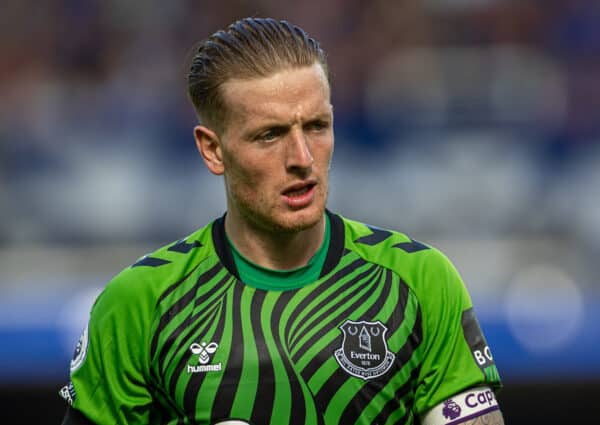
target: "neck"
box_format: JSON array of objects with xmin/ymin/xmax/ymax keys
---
[{"xmin": 224, "ymin": 212, "xmax": 326, "ymax": 270}]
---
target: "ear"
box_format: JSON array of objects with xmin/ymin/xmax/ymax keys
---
[{"xmin": 194, "ymin": 125, "xmax": 225, "ymax": 175}]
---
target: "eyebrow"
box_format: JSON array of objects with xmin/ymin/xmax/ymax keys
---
[{"xmin": 243, "ymin": 109, "xmax": 333, "ymax": 139}]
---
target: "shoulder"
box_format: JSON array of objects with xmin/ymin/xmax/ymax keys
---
[
  {"xmin": 340, "ymin": 215, "xmax": 453, "ymax": 277},
  {"xmin": 91, "ymin": 220, "xmax": 218, "ymax": 321},
  {"xmin": 337, "ymin": 214, "xmax": 470, "ymax": 307}
]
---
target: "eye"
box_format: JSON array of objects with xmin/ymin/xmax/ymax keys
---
[
  {"xmin": 306, "ymin": 119, "xmax": 330, "ymax": 132},
  {"xmin": 257, "ymin": 126, "xmax": 286, "ymax": 142}
]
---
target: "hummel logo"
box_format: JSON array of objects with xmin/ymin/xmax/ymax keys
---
[
  {"xmin": 190, "ymin": 342, "xmax": 218, "ymax": 364},
  {"xmin": 187, "ymin": 341, "xmax": 222, "ymax": 373}
]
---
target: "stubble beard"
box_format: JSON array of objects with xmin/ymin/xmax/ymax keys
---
[{"xmin": 228, "ymin": 181, "xmax": 328, "ymax": 236}]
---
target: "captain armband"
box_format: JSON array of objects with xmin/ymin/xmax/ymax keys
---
[{"xmin": 421, "ymin": 386, "xmax": 499, "ymax": 425}]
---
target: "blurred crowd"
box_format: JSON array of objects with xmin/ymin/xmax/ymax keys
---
[
  {"xmin": 2, "ymin": 1, "xmax": 600, "ymax": 386},
  {"xmin": 1, "ymin": 0, "xmax": 600, "ymax": 253}
]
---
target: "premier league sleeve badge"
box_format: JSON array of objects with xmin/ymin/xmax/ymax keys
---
[{"xmin": 70, "ymin": 324, "xmax": 89, "ymax": 373}]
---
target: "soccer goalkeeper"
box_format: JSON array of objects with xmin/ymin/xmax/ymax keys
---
[{"xmin": 60, "ymin": 17, "xmax": 503, "ymax": 425}]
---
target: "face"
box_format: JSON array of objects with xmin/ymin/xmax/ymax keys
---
[{"xmin": 196, "ymin": 64, "xmax": 334, "ymax": 234}]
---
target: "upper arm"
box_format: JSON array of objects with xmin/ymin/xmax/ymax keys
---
[
  {"xmin": 420, "ymin": 386, "xmax": 503, "ymax": 425},
  {"xmin": 58, "ymin": 274, "xmax": 155, "ymax": 423},
  {"xmin": 459, "ymin": 409, "xmax": 504, "ymax": 425},
  {"xmin": 61, "ymin": 406, "xmax": 95, "ymax": 425},
  {"xmin": 410, "ymin": 248, "xmax": 502, "ymax": 415}
]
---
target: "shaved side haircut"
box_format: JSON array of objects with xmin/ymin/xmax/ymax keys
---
[{"xmin": 187, "ymin": 17, "xmax": 329, "ymax": 134}]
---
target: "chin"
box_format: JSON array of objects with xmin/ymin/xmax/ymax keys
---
[{"xmin": 274, "ymin": 205, "xmax": 325, "ymax": 234}]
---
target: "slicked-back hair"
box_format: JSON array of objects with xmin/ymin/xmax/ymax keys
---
[{"xmin": 187, "ymin": 18, "xmax": 329, "ymax": 134}]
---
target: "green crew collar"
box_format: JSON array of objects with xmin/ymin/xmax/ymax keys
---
[{"xmin": 227, "ymin": 215, "xmax": 330, "ymax": 291}]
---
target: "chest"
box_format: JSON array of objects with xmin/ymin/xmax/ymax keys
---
[{"xmin": 150, "ymin": 265, "xmax": 421, "ymax": 424}]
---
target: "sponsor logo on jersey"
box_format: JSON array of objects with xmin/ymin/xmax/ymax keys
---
[
  {"xmin": 59, "ymin": 381, "xmax": 76, "ymax": 406},
  {"xmin": 461, "ymin": 308, "xmax": 496, "ymax": 371},
  {"xmin": 213, "ymin": 421, "xmax": 251, "ymax": 425},
  {"xmin": 70, "ymin": 324, "xmax": 89, "ymax": 373},
  {"xmin": 187, "ymin": 341, "xmax": 222, "ymax": 373},
  {"xmin": 334, "ymin": 320, "xmax": 395, "ymax": 380}
]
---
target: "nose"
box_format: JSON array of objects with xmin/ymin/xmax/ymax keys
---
[{"xmin": 285, "ymin": 128, "xmax": 313, "ymax": 172}]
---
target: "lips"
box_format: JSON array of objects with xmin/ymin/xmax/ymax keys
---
[
  {"xmin": 282, "ymin": 181, "xmax": 316, "ymax": 197},
  {"xmin": 281, "ymin": 180, "xmax": 317, "ymax": 208}
]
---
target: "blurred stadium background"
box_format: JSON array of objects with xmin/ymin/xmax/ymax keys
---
[{"xmin": 1, "ymin": 0, "xmax": 600, "ymax": 423}]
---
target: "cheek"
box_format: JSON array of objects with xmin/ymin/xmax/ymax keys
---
[
  {"xmin": 225, "ymin": 155, "xmax": 269, "ymax": 193},
  {"xmin": 314, "ymin": 141, "xmax": 334, "ymax": 170},
  {"xmin": 223, "ymin": 148, "xmax": 251, "ymax": 179}
]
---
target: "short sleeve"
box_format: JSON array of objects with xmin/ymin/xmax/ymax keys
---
[
  {"xmin": 412, "ymin": 248, "xmax": 502, "ymax": 416},
  {"xmin": 60, "ymin": 274, "xmax": 154, "ymax": 424}
]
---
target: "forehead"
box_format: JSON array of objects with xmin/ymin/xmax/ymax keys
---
[{"xmin": 220, "ymin": 64, "xmax": 331, "ymax": 125}]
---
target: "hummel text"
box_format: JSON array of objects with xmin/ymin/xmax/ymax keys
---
[{"xmin": 187, "ymin": 363, "xmax": 222, "ymax": 373}]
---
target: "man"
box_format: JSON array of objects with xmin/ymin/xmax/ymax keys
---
[{"xmin": 60, "ymin": 17, "xmax": 503, "ymax": 425}]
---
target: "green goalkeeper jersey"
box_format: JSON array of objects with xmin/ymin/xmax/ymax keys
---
[{"xmin": 60, "ymin": 211, "xmax": 501, "ymax": 425}]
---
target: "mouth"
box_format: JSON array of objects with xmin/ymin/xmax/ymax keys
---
[
  {"xmin": 281, "ymin": 181, "xmax": 318, "ymax": 208},
  {"xmin": 282, "ymin": 181, "xmax": 317, "ymax": 197}
]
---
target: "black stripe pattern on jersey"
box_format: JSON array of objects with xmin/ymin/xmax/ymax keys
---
[
  {"xmin": 355, "ymin": 226, "xmax": 393, "ymax": 246},
  {"xmin": 150, "ymin": 262, "xmax": 224, "ymax": 360},
  {"xmin": 133, "ymin": 256, "xmax": 171, "ymax": 267},
  {"xmin": 168, "ymin": 239, "xmax": 203, "ymax": 253},
  {"xmin": 210, "ymin": 281, "xmax": 244, "ymax": 420},
  {"xmin": 145, "ymin": 215, "xmax": 427, "ymax": 424}
]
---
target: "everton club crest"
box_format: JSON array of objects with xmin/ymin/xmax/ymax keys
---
[{"xmin": 334, "ymin": 319, "xmax": 395, "ymax": 380}]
